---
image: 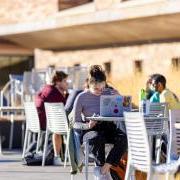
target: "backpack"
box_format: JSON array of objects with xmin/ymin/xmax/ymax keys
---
[
  {"xmin": 110, "ymin": 152, "xmax": 127, "ymax": 180},
  {"xmin": 110, "ymin": 152, "xmax": 147, "ymax": 180},
  {"xmin": 22, "ymin": 141, "xmax": 54, "ymax": 166}
]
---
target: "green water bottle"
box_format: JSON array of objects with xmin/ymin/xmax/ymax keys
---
[
  {"xmin": 140, "ymin": 89, "xmax": 146, "ymax": 101},
  {"xmin": 139, "ymin": 89, "xmax": 146, "ymax": 113}
]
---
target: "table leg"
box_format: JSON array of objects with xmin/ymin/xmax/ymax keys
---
[{"xmin": 9, "ymin": 114, "xmax": 14, "ymax": 150}]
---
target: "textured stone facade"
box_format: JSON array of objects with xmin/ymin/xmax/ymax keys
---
[
  {"xmin": 95, "ymin": 0, "xmax": 119, "ymax": 10},
  {"xmin": 0, "ymin": 0, "xmax": 180, "ymax": 106},
  {"xmin": 35, "ymin": 42, "xmax": 180, "ymax": 105},
  {"xmin": 0, "ymin": 0, "xmax": 58, "ymax": 24}
]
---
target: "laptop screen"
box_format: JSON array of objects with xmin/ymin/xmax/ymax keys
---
[
  {"xmin": 100, "ymin": 95, "xmax": 123, "ymax": 117},
  {"xmin": 123, "ymin": 96, "xmax": 132, "ymax": 112}
]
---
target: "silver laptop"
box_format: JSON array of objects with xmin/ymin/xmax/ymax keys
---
[{"xmin": 100, "ymin": 95, "xmax": 123, "ymax": 117}]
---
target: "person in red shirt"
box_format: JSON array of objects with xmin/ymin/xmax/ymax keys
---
[{"xmin": 35, "ymin": 71, "xmax": 68, "ymax": 165}]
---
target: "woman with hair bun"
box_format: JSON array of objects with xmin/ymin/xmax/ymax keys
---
[{"xmin": 73, "ymin": 65, "xmax": 127, "ymax": 177}]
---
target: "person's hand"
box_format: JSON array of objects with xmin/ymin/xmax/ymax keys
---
[{"xmin": 88, "ymin": 120, "xmax": 97, "ymax": 129}]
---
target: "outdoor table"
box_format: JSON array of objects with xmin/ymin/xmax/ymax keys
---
[
  {"xmin": 86, "ymin": 115, "xmax": 168, "ymax": 133},
  {"xmin": 0, "ymin": 106, "xmax": 24, "ymax": 153},
  {"xmin": 86, "ymin": 114, "xmax": 169, "ymax": 164}
]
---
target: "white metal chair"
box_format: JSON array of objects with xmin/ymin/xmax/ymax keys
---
[
  {"xmin": 167, "ymin": 109, "xmax": 180, "ymax": 163},
  {"xmin": 22, "ymin": 101, "xmax": 41, "ymax": 158},
  {"xmin": 42, "ymin": 102, "xmax": 69, "ymax": 166},
  {"xmin": 144, "ymin": 102, "xmax": 168, "ymax": 137},
  {"xmin": 82, "ymin": 131, "xmax": 98, "ymax": 180},
  {"xmin": 147, "ymin": 102, "xmax": 168, "ymax": 163},
  {"xmin": 149, "ymin": 102, "xmax": 168, "ymax": 117},
  {"xmin": 124, "ymin": 112, "xmax": 179, "ymax": 180}
]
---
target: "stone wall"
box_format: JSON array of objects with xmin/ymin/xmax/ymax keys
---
[
  {"xmin": 0, "ymin": 0, "xmax": 58, "ymax": 24},
  {"xmin": 34, "ymin": 42, "xmax": 180, "ymax": 105},
  {"xmin": 95, "ymin": 0, "xmax": 119, "ymax": 10},
  {"xmin": 0, "ymin": 0, "xmax": 123, "ymax": 24}
]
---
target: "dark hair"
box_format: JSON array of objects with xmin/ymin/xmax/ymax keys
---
[
  {"xmin": 150, "ymin": 73, "xmax": 161, "ymax": 80},
  {"xmin": 52, "ymin": 71, "xmax": 68, "ymax": 85},
  {"xmin": 88, "ymin": 65, "xmax": 106, "ymax": 84},
  {"xmin": 153, "ymin": 74, "xmax": 166, "ymax": 88},
  {"xmin": 147, "ymin": 73, "xmax": 161, "ymax": 84},
  {"xmin": 84, "ymin": 78, "xmax": 89, "ymax": 89}
]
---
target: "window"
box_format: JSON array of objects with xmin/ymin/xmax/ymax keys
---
[
  {"xmin": 58, "ymin": 0, "xmax": 93, "ymax": 11},
  {"xmin": 134, "ymin": 60, "xmax": 143, "ymax": 73},
  {"xmin": 104, "ymin": 62, "xmax": 111, "ymax": 75},
  {"xmin": 172, "ymin": 57, "xmax": 180, "ymax": 70},
  {"xmin": 74, "ymin": 63, "xmax": 80, "ymax": 67}
]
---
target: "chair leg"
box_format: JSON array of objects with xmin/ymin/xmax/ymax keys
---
[
  {"xmin": 152, "ymin": 173, "xmax": 166, "ymax": 180},
  {"xmin": 155, "ymin": 136, "xmax": 162, "ymax": 164},
  {"xmin": 36, "ymin": 132, "xmax": 41, "ymax": 154},
  {"xmin": 147, "ymin": 172, "xmax": 152, "ymax": 180},
  {"xmin": 70, "ymin": 175, "xmax": 74, "ymax": 180},
  {"xmin": 21, "ymin": 121, "xmax": 25, "ymax": 149},
  {"xmin": 125, "ymin": 162, "xmax": 133, "ymax": 180},
  {"xmin": 32, "ymin": 133, "xmax": 36, "ymax": 143},
  {"xmin": 165, "ymin": 172, "xmax": 174, "ymax": 180},
  {"xmin": 22, "ymin": 130, "xmax": 29, "ymax": 158},
  {"xmin": 42, "ymin": 130, "xmax": 50, "ymax": 166},
  {"xmin": 84, "ymin": 140, "xmax": 89, "ymax": 180},
  {"xmin": 9, "ymin": 114, "xmax": 14, "ymax": 149},
  {"xmin": 27, "ymin": 131, "xmax": 32, "ymax": 147},
  {"xmin": 64, "ymin": 131, "xmax": 70, "ymax": 167}
]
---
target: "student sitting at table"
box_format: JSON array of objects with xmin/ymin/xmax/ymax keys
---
[
  {"xmin": 35, "ymin": 71, "xmax": 69, "ymax": 165},
  {"xmin": 152, "ymin": 74, "xmax": 180, "ymax": 110},
  {"xmin": 144, "ymin": 73, "xmax": 161, "ymax": 102},
  {"xmin": 73, "ymin": 65, "xmax": 127, "ymax": 177}
]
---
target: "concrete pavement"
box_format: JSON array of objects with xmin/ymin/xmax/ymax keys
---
[{"xmin": 0, "ymin": 150, "xmax": 94, "ymax": 180}]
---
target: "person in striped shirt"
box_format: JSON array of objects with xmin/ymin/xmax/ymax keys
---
[{"xmin": 73, "ymin": 65, "xmax": 127, "ymax": 176}]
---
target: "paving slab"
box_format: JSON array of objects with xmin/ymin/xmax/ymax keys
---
[{"xmin": 0, "ymin": 150, "xmax": 95, "ymax": 180}]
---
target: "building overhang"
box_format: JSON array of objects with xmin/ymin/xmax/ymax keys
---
[
  {"xmin": 0, "ymin": 40, "xmax": 33, "ymax": 55},
  {"xmin": 0, "ymin": 0, "xmax": 180, "ymax": 50}
]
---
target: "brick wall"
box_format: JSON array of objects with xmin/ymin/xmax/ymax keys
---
[
  {"xmin": 0, "ymin": 0, "xmax": 58, "ymax": 24},
  {"xmin": 34, "ymin": 42, "xmax": 180, "ymax": 105}
]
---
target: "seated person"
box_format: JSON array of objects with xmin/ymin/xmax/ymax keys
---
[
  {"xmin": 152, "ymin": 74, "xmax": 180, "ymax": 110},
  {"xmin": 145, "ymin": 73, "xmax": 161, "ymax": 102},
  {"xmin": 73, "ymin": 65, "xmax": 127, "ymax": 176},
  {"xmin": 152, "ymin": 74, "xmax": 180, "ymax": 160},
  {"xmin": 35, "ymin": 71, "xmax": 69, "ymax": 165}
]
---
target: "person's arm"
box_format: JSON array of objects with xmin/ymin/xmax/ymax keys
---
[
  {"xmin": 73, "ymin": 94, "xmax": 89, "ymax": 130},
  {"xmin": 65, "ymin": 90, "xmax": 81, "ymax": 115},
  {"xmin": 160, "ymin": 91, "xmax": 171, "ymax": 109}
]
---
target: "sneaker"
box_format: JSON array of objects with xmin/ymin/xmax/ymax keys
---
[
  {"xmin": 94, "ymin": 166, "xmax": 102, "ymax": 177},
  {"xmin": 53, "ymin": 156, "xmax": 63, "ymax": 166},
  {"xmin": 94, "ymin": 166, "xmax": 112, "ymax": 180}
]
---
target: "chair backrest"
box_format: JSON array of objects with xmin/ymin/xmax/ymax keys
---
[
  {"xmin": 44, "ymin": 102, "xmax": 68, "ymax": 134},
  {"xmin": 148, "ymin": 102, "xmax": 168, "ymax": 135},
  {"xmin": 168, "ymin": 109, "xmax": 180, "ymax": 162},
  {"xmin": 24, "ymin": 101, "xmax": 40, "ymax": 133},
  {"xmin": 124, "ymin": 112, "xmax": 151, "ymax": 172},
  {"xmin": 145, "ymin": 117, "xmax": 164, "ymax": 136},
  {"xmin": 149, "ymin": 102, "xmax": 168, "ymax": 117}
]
